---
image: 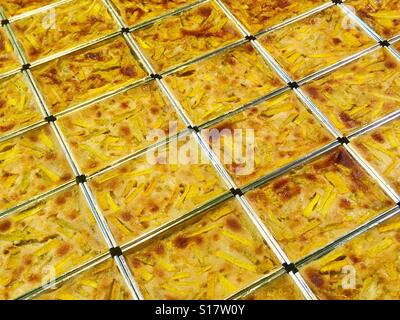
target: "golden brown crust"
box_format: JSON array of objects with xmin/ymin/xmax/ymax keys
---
[
  {"xmin": 224, "ymin": 0, "xmax": 327, "ymax": 34},
  {"xmin": 260, "ymin": 6, "xmax": 375, "ymax": 79},
  {"xmin": 0, "ymin": 186, "xmax": 106, "ymax": 300},
  {"xmin": 164, "ymin": 43, "xmax": 284, "ymax": 125},
  {"xmin": 58, "ymin": 82, "xmax": 185, "ymax": 174},
  {"xmin": 303, "ymin": 48, "xmax": 400, "ymax": 135},
  {"xmin": 247, "ymin": 147, "xmax": 393, "ymax": 260},
  {"xmin": 0, "ymin": 125, "xmax": 73, "ymax": 212},
  {"xmin": 204, "ymin": 91, "xmax": 332, "ymax": 186},
  {"xmin": 0, "ymin": 73, "xmax": 42, "ymax": 137},
  {"xmin": 353, "ymin": 118, "xmax": 400, "ymax": 195},
  {"xmin": 112, "ymin": 0, "xmax": 193, "ymax": 26},
  {"xmin": 347, "ymin": 0, "xmax": 400, "ymax": 39},
  {"xmin": 126, "ymin": 200, "xmax": 279, "ymax": 300},
  {"xmin": 32, "ymin": 37, "xmax": 146, "ymax": 114},
  {"xmin": 133, "ymin": 2, "xmax": 241, "ymax": 72},
  {"xmin": 243, "ymin": 275, "xmax": 304, "ymax": 300},
  {"xmin": 89, "ymin": 137, "xmax": 227, "ymax": 245},
  {"xmin": 35, "ymin": 259, "xmax": 131, "ymax": 300},
  {"xmin": 0, "ymin": 28, "xmax": 19, "ymax": 74},
  {"xmin": 302, "ymin": 215, "xmax": 400, "ymax": 300},
  {"xmin": 13, "ymin": 0, "xmax": 118, "ymax": 62}
]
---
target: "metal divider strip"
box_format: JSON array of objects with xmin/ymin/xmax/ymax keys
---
[
  {"xmin": 216, "ymin": 0, "xmax": 347, "ymax": 300},
  {"xmin": 1, "ymin": 0, "xmax": 399, "ymax": 301},
  {"xmin": 1, "ymin": 6, "xmax": 129, "ymax": 299}
]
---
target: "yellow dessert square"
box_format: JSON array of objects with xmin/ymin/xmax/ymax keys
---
[
  {"xmin": 353, "ymin": 118, "xmax": 400, "ymax": 195},
  {"xmin": 247, "ymin": 147, "xmax": 394, "ymax": 260},
  {"xmin": 0, "ymin": 27, "xmax": 19, "ymax": 74},
  {"xmin": 0, "ymin": 186, "xmax": 106, "ymax": 300},
  {"xmin": 34, "ymin": 259, "xmax": 132, "ymax": 300},
  {"xmin": 243, "ymin": 274, "xmax": 304, "ymax": 300},
  {"xmin": 203, "ymin": 91, "xmax": 332, "ymax": 186},
  {"xmin": 32, "ymin": 37, "xmax": 146, "ymax": 114},
  {"xmin": 164, "ymin": 42, "xmax": 285, "ymax": 125},
  {"xmin": 224, "ymin": 0, "xmax": 328, "ymax": 34},
  {"xmin": 302, "ymin": 214, "xmax": 400, "ymax": 300},
  {"xmin": 89, "ymin": 136, "xmax": 227, "ymax": 245},
  {"xmin": 126, "ymin": 199, "xmax": 279, "ymax": 300},
  {"xmin": 0, "ymin": 73, "xmax": 42, "ymax": 137},
  {"xmin": 12, "ymin": 0, "xmax": 118, "ymax": 63},
  {"xmin": 111, "ymin": 0, "xmax": 195, "ymax": 27},
  {"xmin": 58, "ymin": 81, "xmax": 185, "ymax": 175},
  {"xmin": 1, "ymin": 0, "xmax": 59, "ymax": 18},
  {"xmin": 346, "ymin": 0, "xmax": 400, "ymax": 39},
  {"xmin": 0, "ymin": 125, "xmax": 73, "ymax": 212},
  {"xmin": 259, "ymin": 6, "xmax": 375, "ymax": 79},
  {"xmin": 303, "ymin": 48, "xmax": 400, "ymax": 135},
  {"xmin": 132, "ymin": 2, "xmax": 241, "ymax": 72}
]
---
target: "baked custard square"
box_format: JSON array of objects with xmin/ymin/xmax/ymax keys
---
[
  {"xmin": 1, "ymin": 0, "xmax": 59, "ymax": 18},
  {"xmin": 12, "ymin": 0, "xmax": 119, "ymax": 63},
  {"xmin": 202, "ymin": 91, "xmax": 332, "ymax": 186},
  {"xmin": 0, "ymin": 27, "xmax": 20, "ymax": 75},
  {"xmin": 164, "ymin": 42, "xmax": 285, "ymax": 125},
  {"xmin": 126, "ymin": 199, "xmax": 279, "ymax": 300},
  {"xmin": 58, "ymin": 81, "xmax": 185, "ymax": 175},
  {"xmin": 259, "ymin": 5, "xmax": 375, "ymax": 79},
  {"xmin": 35, "ymin": 259, "xmax": 132, "ymax": 300},
  {"xmin": 346, "ymin": 0, "xmax": 400, "ymax": 39},
  {"xmin": 32, "ymin": 36, "xmax": 146, "ymax": 114},
  {"xmin": 0, "ymin": 73, "xmax": 42, "ymax": 138},
  {"xmin": 302, "ymin": 214, "xmax": 400, "ymax": 300},
  {"xmin": 242, "ymin": 274, "xmax": 304, "ymax": 300},
  {"xmin": 223, "ymin": 0, "xmax": 328, "ymax": 34},
  {"xmin": 132, "ymin": 2, "xmax": 241, "ymax": 72},
  {"xmin": 0, "ymin": 186, "xmax": 106, "ymax": 300},
  {"xmin": 247, "ymin": 147, "xmax": 394, "ymax": 261},
  {"xmin": 111, "ymin": 0, "xmax": 195, "ymax": 27},
  {"xmin": 303, "ymin": 48, "xmax": 400, "ymax": 135},
  {"xmin": 89, "ymin": 136, "xmax": 227, "ymax": 245},
  {"xmin": 353, "ymin": 118, "xmax": 400, "ymax": 195},
  {"xmin": 0, "ymin": 125, "xmax": 73, "ymax": 212}
]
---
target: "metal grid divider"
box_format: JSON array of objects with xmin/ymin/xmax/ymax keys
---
[
  {"xmin": 1, "ymin": 9, "xmax": 144, "ymax": 301},
  {"xmin": 295, "ymin": 205, "xmax": 400, "ymax": 269},
  {"xmin": 102, "ymin": 0, "xmax": 317, "ymax": 300},
  {"xmin": 390, "ymin": 35, "xmax": 400, "ymax": 44},
  {"xmin": 244, "ymin": 0, "xmax": 400, "ymax": 297},
  {"xmin": 226, "ymin": 267, "xmax": 286, "ymax": 300},
  {"xmin": 224, "ymin": 0, "xmax": 400, "ymax": 203},
  {"xmin": 337, "ymin": 2, "xmax": 400, "ymax": 61},
  {"xmin": 6, "ymin": 0, "xmax": 73, "ymax": 23},
  {"xmin": 0, "ymin": 33, "xmax": 388, "ymax": 222},
  {"xmin": 29, "ymin": 31, "xmax": 121, "ymax": 69},
  {"xmin": 0, "ymin": 180, "xmax": 76, "ymax": 221},
  {"xmin": 0, "ymin": 0, "xmax": 384, "ymax": 145},
  {"xmin": 217, "ymin": 0, "xmax": 400, "ymax": 298},
  {"xmin": 215, "ymin": 0, "xmax": 326, "ymax": 300},
  {"xmin": 0, "ymin": 65, "xmax": 21, "ymax": 81},
  {"xmin": 334, "ymin": 1, "xmax": 400, "ymax": 203},
  {"xmin": 0, "ymin": 0, "xmax": 398, "ymax": 301},
  {"xmin": 296, "ymin": 43, "xmax": 381, "ymax": 87},
  {"xmin": 254, "ymin": 1, "xmax": 335, "ymax": 38},
  {"xmin": 0, "ymin": 118, "xmax": 47, "ymax": 143},
  {"xmin": 17, "ymin": 251, "xmax": 112, "ymax": 300},
  {"xmin": 348, "ymin": 109, "xmax": 400, "ymax": 140},
  {"xmin": 1, "ymin": 0, "xmax": 210, "ymax": 77},
  {"xmin": 127, "ymin": 0, "xmax": 210, "ymax": 32}
]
